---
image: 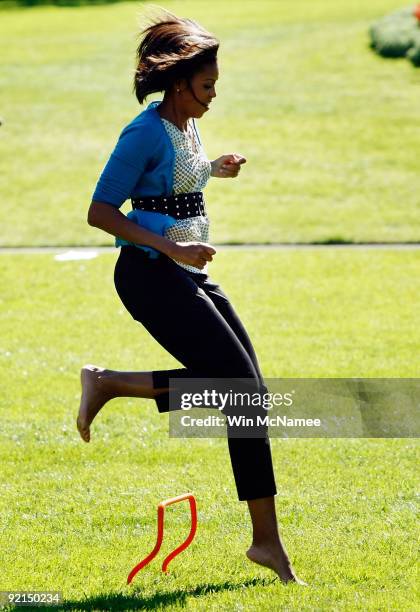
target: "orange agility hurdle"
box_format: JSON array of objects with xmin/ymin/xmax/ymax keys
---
[{"xmin": 127, "ymin": 493, "xmax": 197, "ymax": 584}]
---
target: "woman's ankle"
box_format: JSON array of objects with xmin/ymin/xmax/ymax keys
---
[
  {"xmin": 95, "ymin": 370, "xmax": 157, "ymax": 400},
  {"xmin": 96, "ymin": 370, "xmax": 118, "ymax": 398}
]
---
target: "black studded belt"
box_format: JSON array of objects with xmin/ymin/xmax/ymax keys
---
[{"xmin": 131, "ymin": 191, "xmax": 206, "ymax": 220}]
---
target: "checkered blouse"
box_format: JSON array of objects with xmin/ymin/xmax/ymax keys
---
[{"xmin": 161, "ymin": 118, "xmax": 212, "ymax": 274}]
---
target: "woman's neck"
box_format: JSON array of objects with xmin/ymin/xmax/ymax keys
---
[{"xmin": 156, "ymin": 98, "xmax": 190, "ymax": 133}]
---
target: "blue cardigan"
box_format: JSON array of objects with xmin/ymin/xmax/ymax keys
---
[{"xmin": 91, "ymin": 100, "xmax": 206, "ymax": 257}]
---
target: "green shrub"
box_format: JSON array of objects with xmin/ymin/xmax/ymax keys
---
[
  {"xmin": 0, "ymin": 0, "xmax": 125, "ymax": 6},
  {"xmin": 407, "ymin": 29, "xmax": 420, "ymax": 65},
  {"xmin": 369, "ymin": 6, "xmax": 420, "ymax": 62}
]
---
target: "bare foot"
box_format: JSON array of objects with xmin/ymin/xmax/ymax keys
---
[
  {"xmin": 77, "ymin": 365, "xmax": 113, "ymax": 443},
  {"xmin": 246, "ymin": 545, "xmax": 307, "ymax": 585}
]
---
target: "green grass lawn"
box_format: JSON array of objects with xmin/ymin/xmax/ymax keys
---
[
  {"xmin": 0, "ymin": 249, "xmax": 419, "ymax": 610},
  {"xmin": 1, "ymin": 0, "xmax": 420, "ymax": 246}
]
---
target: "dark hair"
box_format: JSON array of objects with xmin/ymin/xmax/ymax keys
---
[{"xmin": 133, "ymin": 9, "xmax": 219, "ymax": 104}]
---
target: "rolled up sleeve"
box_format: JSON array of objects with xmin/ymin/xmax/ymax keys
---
[{"xmin": 92, "ymin": 122, "xmax": 156, "ymax": 208}]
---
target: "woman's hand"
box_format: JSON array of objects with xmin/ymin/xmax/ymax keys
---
[
  {"xmin": 210, "ymin": 154, "xmax": 247, "ymax": 178},
  {"xmin": 169, "ymin": 241, "xmax": 216, "ymax": 270}
]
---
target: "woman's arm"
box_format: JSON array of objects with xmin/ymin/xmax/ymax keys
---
[
  {"xmin": 88, "ymin": 201, "xmax": 175, "ymax": 255},
  {"xmin": 88, "ymin": 201, "xmax": 215, "ymax": 269}
]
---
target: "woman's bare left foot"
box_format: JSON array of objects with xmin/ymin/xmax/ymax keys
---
[
  {"xmin": 77, "ymin": 364, "xmax": 113, "ymax": 443},
  {"xmin": 246, "ymin": 544, "xmax": 307, "ymax": 585}
]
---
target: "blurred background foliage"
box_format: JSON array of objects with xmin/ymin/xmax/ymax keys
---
[
  {"xmin": 0, "ymin": 0, "xmax": 129, "ymax": 6},
  {"xmin": 369, "ymin": 5, "xmax": 420, "ymax": 65}
]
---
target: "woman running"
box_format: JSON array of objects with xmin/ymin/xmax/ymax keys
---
[{"xmin": 77, "ymin": 9, "xmax": 304, "ymax": 585}]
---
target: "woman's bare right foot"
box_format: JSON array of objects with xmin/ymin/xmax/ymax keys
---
[
  {"xmin": 246, "ymin": 544, "xmax": 307, "ymax": 585},
  {"xmin": 77, "ymin": 365, "xmax": 113, "ymax": 443}
]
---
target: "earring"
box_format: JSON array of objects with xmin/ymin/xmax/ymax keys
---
[{"xmin": 176, "ymin": 88, "xmax": 180, "ymax": 93}]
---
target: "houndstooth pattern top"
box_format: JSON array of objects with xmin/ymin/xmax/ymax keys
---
[{"xmin": 160, "ymin": 118, "xmax": 212, "ymax": 274}]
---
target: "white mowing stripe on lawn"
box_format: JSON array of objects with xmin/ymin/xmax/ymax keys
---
[
  {"xmin": 0, "ymin": 243, "xmax": 420, "ymax": 257},
  {"xmin": 54, "ymin": 250, "xmax": 100, "ymax": 261}
]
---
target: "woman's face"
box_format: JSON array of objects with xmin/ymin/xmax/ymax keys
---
[{"xmin": 178, "ymin": 61, "xmax": 219, "ymax": 118}]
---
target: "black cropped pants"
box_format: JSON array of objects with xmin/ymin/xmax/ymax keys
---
[{"xmin": 113, "ymin": 246, "xmax": 277, "ymax": 501}]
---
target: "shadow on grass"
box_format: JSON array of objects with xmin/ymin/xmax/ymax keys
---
[{"xmin": 49, "ymin": 577, "xmax": 275, "ymax": 610}]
